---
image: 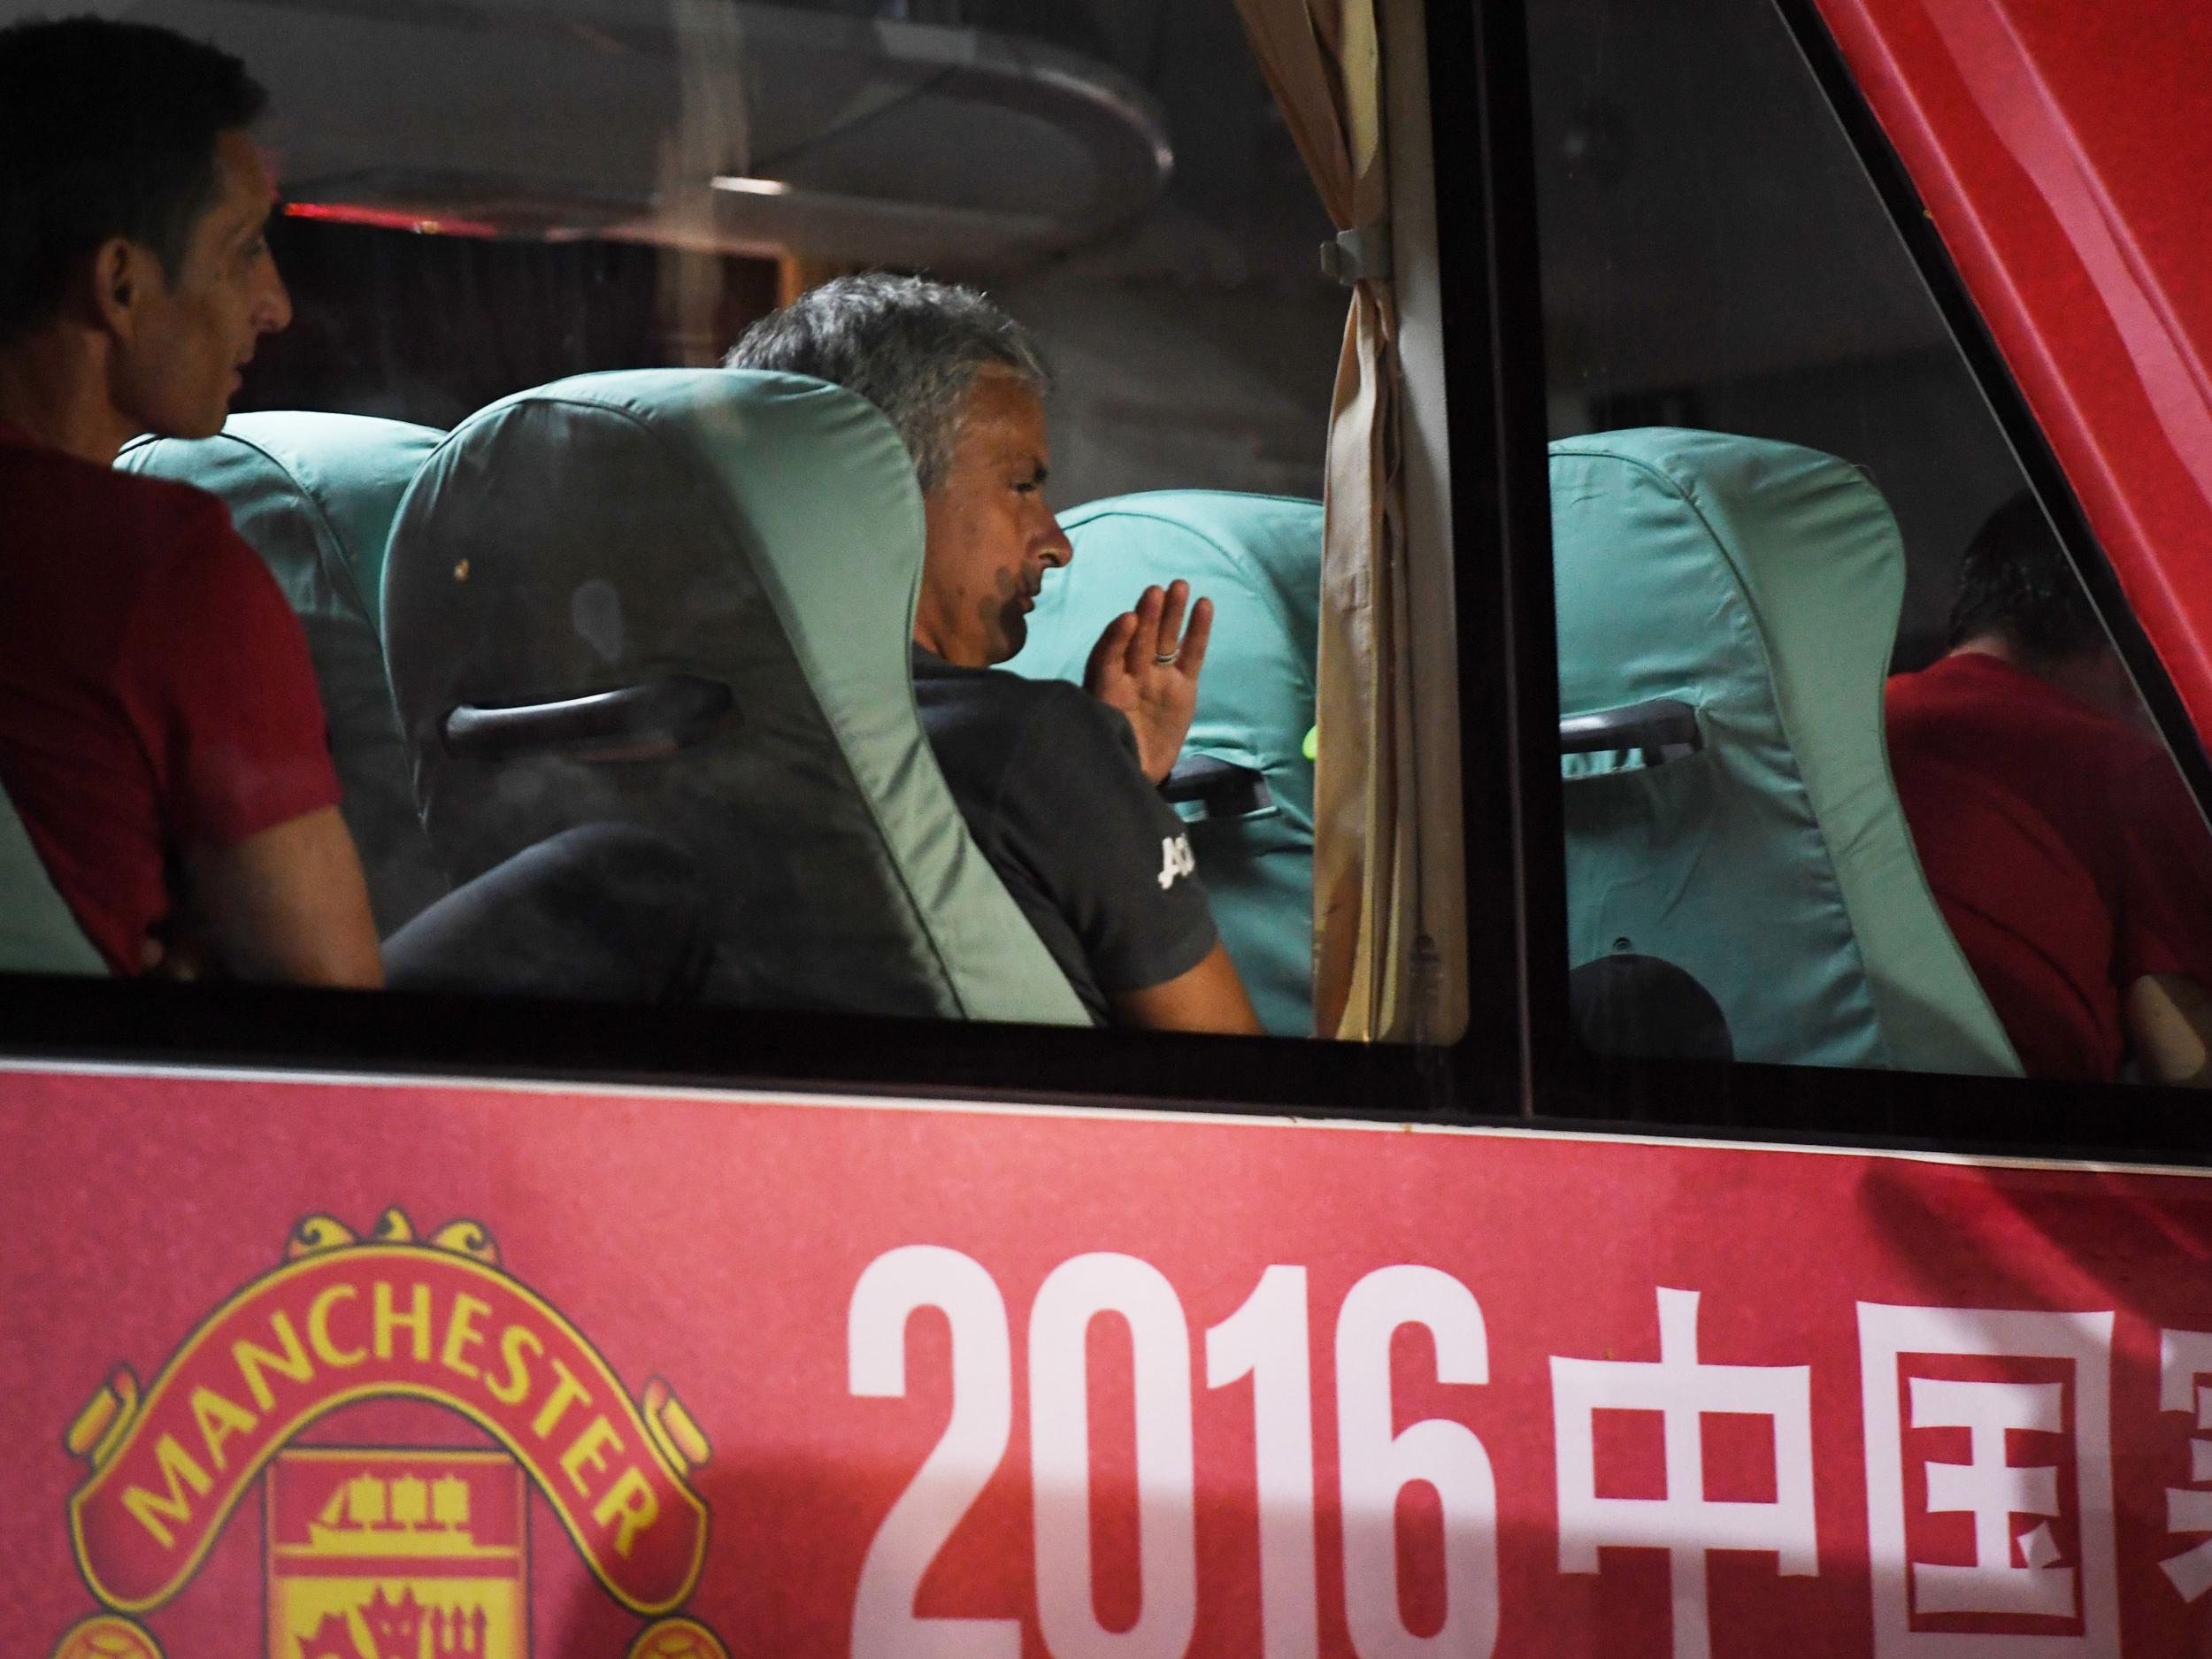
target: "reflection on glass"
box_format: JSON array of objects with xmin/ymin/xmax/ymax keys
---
[
  {"xmin": 0, "ymin": 0, "xmax": 1348, "ymax": 1039},
  {"xmin": 1528, "ymin": 0, "xmax": 2212, "ymax": 1086}
]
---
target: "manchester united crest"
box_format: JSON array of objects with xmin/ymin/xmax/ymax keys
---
[{"xmin": 55, "ymin": 1208, "xmax": 726, "ymax": 1658}]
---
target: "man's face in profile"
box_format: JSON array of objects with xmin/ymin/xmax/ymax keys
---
[
  {"xmin": 111, "ymin": 128, "xmax": 291, "ymax": 439},
  {"xmin": 918, "ymin": 369, "xmax": 1074, "ymax": 667}
]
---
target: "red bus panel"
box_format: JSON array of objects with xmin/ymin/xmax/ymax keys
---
[{"xmin": 12, "ymin": 1066, "xmax": 2212, "ymax": 1655}]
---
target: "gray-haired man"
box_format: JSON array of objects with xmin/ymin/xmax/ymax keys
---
[{"xmin": 728, "ymin": 274, "xmax": 1260, "ymax": 1033}]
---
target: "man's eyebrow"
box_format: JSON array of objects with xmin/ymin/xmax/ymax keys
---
[
  {"xmin": 987, "ymin": 442, "xmax": 1048, "ymax": 482},
  {"xmin": 227, "ymin": 201, "xmax": 273, "ymax": 247}
]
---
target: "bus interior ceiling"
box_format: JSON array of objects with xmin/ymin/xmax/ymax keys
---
[
  {"xmin": 1529, "ymin": 0, "xmax": 2032, "ymax": 673},
  {"xmin": 11, "ymin": 0, "xmax": 2101, "ymax": 695},
  {"xmin": 23, "ymin": 0, "xmax": 1347, "ymax": 513}
]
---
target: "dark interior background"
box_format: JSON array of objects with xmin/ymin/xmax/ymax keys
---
[
  {"xmin": 229, "ymin": 0, "xmax": 1342, "ymax": 513},
  {"xmin": 220, "ymin": 0, "xmax": 2069, "ymax": 671},
  {"xmin": 1526, "ymin": 0, "xmax": 2036, "ymax": 670},
  {"xmin": 51, "ymin": 0, "xmax": 2133, "ymax": 672}
]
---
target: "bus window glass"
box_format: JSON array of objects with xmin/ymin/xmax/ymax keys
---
[
  {"xmin": 1526, "ymin": 0, "xmax": 2212, "ymax": 1088},
  {"xmin": 0, "ymin": 0, "xmax": 1372, "ymax": 1046}
]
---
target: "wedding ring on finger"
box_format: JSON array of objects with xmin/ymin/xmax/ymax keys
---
[{"xmin": 1153, "ymin": 650, "xmax": 1180, "ymax": 666}]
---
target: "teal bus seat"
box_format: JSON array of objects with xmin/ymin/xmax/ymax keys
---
[
  {"xmin": 1007, "ymin": 491, "xmax": 1321, "ymax": 1036},
  {"xmin": 0, "ymin": 779, "xmax": 106, "ymax": 977},
  {"xmin": 119, "ymin": 413, "xmax": 449, "ymax": 937},
  {"xmin": 381, "ymin": 368, "xmax": 1089, "ymax": 1025},
  {"xmin": 1553, "ymin": 428, "xmax": 2020, "ymax": 1074}
]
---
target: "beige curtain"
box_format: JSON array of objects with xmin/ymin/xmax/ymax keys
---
[{"xmin": 1233, "ymin": 0, "xmax": 1423, "ymax": 1041}]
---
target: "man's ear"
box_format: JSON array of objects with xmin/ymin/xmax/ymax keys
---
[{"xmin": 85, "ymin": 236, "xmax": 160, "ymax": 340}]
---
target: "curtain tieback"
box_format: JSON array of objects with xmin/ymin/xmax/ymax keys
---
[{"xmin": 1319, "ymin": 221, "xmax": 1394, "ymax": 287}]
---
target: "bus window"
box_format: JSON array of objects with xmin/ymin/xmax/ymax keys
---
[
  {"xmin": 0, "ymin": 0, "xmax": 1469, "ymax": 1087},
  {"xmin": 1525, "ymin": 0, "xmax": 2212, "ymax": 1094}
]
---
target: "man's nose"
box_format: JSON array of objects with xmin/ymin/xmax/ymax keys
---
[
  {"xmin": 257, "ymin": 264, "xmax": 294, "ymax": 335},
  {"xmin": 1038, "ymin": 518, "xmax": 1073, "ymax": 569}
]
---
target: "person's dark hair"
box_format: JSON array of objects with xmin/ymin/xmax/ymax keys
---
[
  {"xmin": 0, "ymin": 17, "xmax": 267, "ymax": 339},
  {"xmin": 1568, "ymin": 954, "xmax": 1734, "ymax": 1063},
  {"xmin": 725, "ymin": 273, "xmax": 1048, "ymax": 493},
  {"xmin": 1947, "ymin": 490, "xmax": 2106, "ymax": 664}
]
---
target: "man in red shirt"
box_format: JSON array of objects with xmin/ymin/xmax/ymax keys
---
[
  {"xmin": 1886, "ymin": 492, "xmax": 2212, "ymax": 1084},
  {"xmin": 0, "ymin": 18, "xmax": 381, "ymax": 985}
]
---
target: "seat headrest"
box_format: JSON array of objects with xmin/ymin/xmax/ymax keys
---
[
  {"xmin": 1008, "ymin": 489, "xmax": 1322, "ymax": 1033},
  {"xmin": 1552, "ymin": 427, "xmax": 2018, "ymax": 1074},
  {"xmin": 120, "ymin": 412, "xmax": 440, "ymax": 637},
  {"xmin": 1570, "ymin": 953, "xmax": 1733, "ymax": 1061},
  {"xmin": 118, "ymin": 412, "xmax": 449, "ymax": 935},
  {"xmin": 382, "ymin": 368, "xmax": 1088, "ymax": 1024},
  {"xmin": 388, "ymin": 370, "xmax": 919, "ymax": 740},
  {"xmin": 0, "ymin": 780, "xmax": 105, "ymax": 977}
]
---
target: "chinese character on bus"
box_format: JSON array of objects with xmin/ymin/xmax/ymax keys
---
[{"xmin": 1857, "ymin": 1303, "xmax": 2118, "ymax": 1652}]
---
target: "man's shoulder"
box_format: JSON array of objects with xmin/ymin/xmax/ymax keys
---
[
  {"xmin": 3, "ymin": 434, "xmax": 219, "ymax": 516},
  {"xmin": 915, "ymin": 660, "xmax": 1149, "ymax": 812},
  {"xmin": 3, "ymin": 439, "xmax": 237, "ymax": 562},
  {"xmin": 916, "ymin": 659, "xmax": 1123, "ymax": 747},
  {"xmin": 1890, "ymin": 653, "xmax": 2116, "ymax": 748},
  {"xmin": 1890, "ymin": 653, "xmax": 2181, "ymax": 843},
  {"xmin": 1887, "ymin": 651, "xmax": 2026, "ymax": 713}
]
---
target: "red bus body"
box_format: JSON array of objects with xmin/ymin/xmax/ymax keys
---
[{"xmin": 13, "ymin": 4, "xmax": 2212, "ymax": 1656}]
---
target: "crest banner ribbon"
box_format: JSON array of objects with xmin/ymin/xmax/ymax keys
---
[{"xmin": 67, "ymin": 1235, "xmax": 709, "ymax": 1617}]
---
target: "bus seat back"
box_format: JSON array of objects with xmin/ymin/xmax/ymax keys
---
[
  {"xmin": 1007, "ymin": 491, "xmax": 1320, "ymax": 1036},
  {"xmin": 0, "ymin": 777, "xmax": 106, "ymax": 977},
  {"xmin": 381, "ymin": 368, "xmax": 1089, "ymax": 1025},
  {"xmin": 1552, "ymin": 428, "xmax": 2021, "ymax": 1075},
  {"xmin": 119, "ymin": 413, "xmax": 450, "ymax": 937}
]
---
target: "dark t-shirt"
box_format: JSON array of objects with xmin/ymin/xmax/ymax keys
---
[
  {"xmin": 1886, "ymin": 651, "xmax": 2212, "ymax": 1080},
  {"xmin": 911, "ymin": 647, "xmax": 1217, "ymax": 1022},
  {"xmin": 0, "ymin": 425, "xmax": 340, "ymax": 973}
]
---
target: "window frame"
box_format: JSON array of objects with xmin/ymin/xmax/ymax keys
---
[
  {"xmin": 1501, "ymin": 0, "xmax": 2212, "ymax": 1168},
  {"xmin": 0, "ymin": 0, "xmax": 1535, "ymax": 1128},
  {"xmin": 8, "ymin": 0, "xmax": 2202, "ymax": 1170}
]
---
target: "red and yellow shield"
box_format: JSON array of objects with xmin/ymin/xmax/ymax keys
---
[
  {"xmin": 266, "ymin": 1448, "xmax": 525, "ymax": 1659},
  {"xmin": 53, "ymin": 1209, "xmax": 723, "ymax": 1659}
]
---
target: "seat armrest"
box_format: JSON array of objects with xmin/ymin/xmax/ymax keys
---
[
  {"xmin": 1559, "ymin": 698, "xmax": 1701, "ymax": 763},
  {"xmin": 1162, "ymin": 755, "xmax": 1274, "ymax": 820},
  {"xmin": 442, "ymin": 675, "xmax": 735, "ymax": 763}
]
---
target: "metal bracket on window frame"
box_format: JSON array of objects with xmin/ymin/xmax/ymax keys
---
[{"xmin": 1321, "ymin": 222, "xmax": 1394, "ymax": 287}]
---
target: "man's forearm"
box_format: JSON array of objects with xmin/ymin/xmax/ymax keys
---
[
  {"xmin": 2125, "ymin": 973, "xmax": 2212, "ymax": 1087},
  {"xmin": 187, "ymin": 807, "xmax": 383, "ymax": 987}
]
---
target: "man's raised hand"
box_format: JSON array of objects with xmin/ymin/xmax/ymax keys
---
[{"xmin": 1084, "ymin": 580, "xmax": 1214, "ymax": 785}]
